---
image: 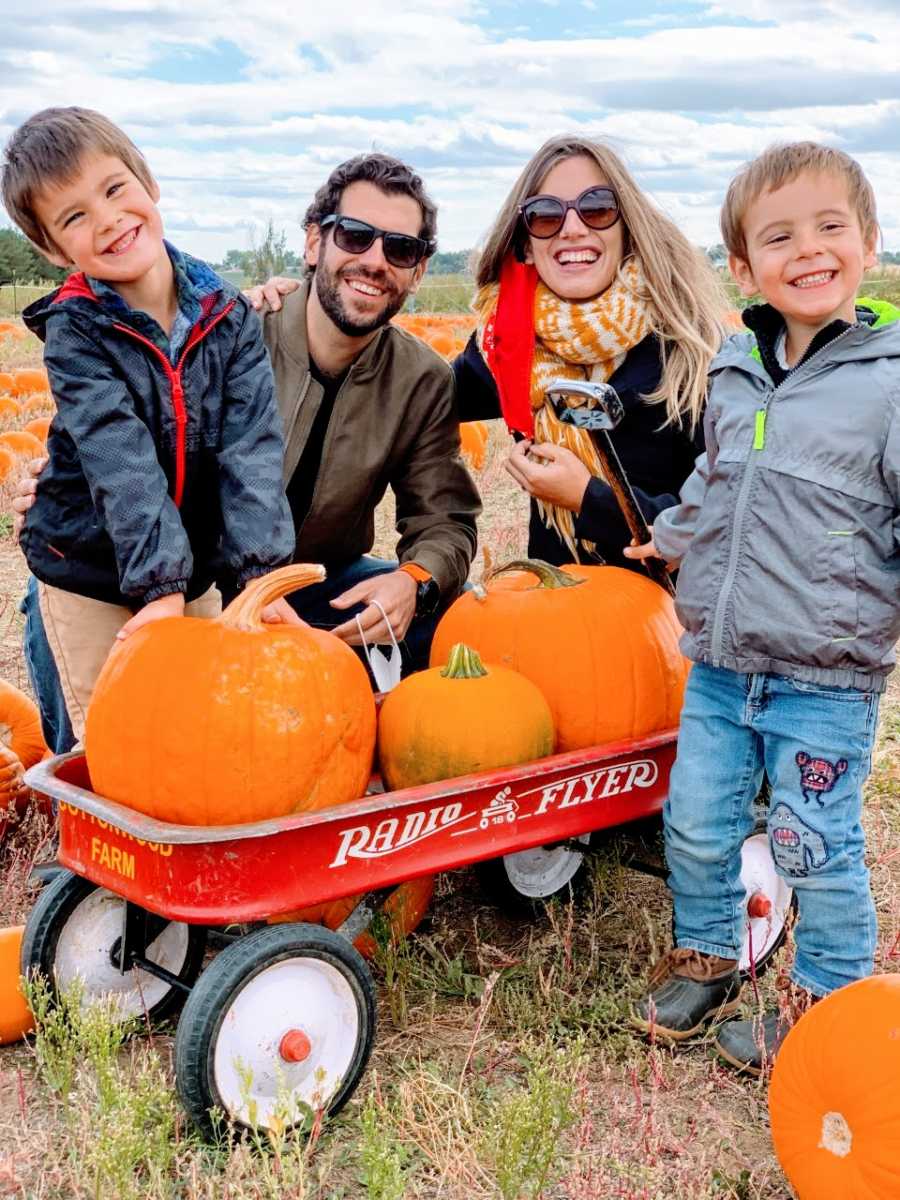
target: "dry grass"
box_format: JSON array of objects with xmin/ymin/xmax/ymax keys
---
[{"xmin": 0, "ymin": 317, "xmax": 897, "ymax": 1199}]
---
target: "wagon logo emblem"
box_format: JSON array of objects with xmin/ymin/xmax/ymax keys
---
[
  {"xmin": 330, "ymin": 801, "xmax": 469, "ymax": 867},
  {"xmin": 479, "ymin": 787, "xmax": 518, "ymax": 830}
]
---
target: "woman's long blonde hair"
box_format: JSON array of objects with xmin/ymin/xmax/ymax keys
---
[{"xmin": 476, "ymin": 135, "xmax": 728, "ymax": 431}]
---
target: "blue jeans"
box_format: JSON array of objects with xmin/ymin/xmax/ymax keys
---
[
  {"xmin": 666, "ymin": 662, "xmax": 880, "ymax": 997},
  {"xmin": 285, "ymin": 556, "xmax": 455, "ymax": 685},
  {"xmin": 20, "ymin": 575, "xmax": 76, "ymax": 754}
]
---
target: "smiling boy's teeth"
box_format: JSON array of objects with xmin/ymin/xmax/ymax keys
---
[
  {"xmin": 793, "ymin": 271, "xmax": 834, "ymax": 288},
  {"xmin": 557, "ymin": 249, "xmax": 599, "ymax": 264},
  {"xmin": 107, "ymin": 227, "xmax": 137, "ymax": 253}
]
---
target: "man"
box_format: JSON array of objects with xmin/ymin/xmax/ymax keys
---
[{"xmin": 14, "ymin": 152, "xmax": 480, "ymax": 750}]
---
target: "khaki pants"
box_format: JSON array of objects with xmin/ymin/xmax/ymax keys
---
[{"xmin": 38, "ymin": 584, "xmax": 221, "ymax": 741}]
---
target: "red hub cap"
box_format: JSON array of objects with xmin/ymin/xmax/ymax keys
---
[
  {"xmin": 747, "ymin": 892, "xmax": 772, "ymax": 919},
  {"xmin": 279, "ymin": 1029, "xmax": 312, "ymax": 1063}
]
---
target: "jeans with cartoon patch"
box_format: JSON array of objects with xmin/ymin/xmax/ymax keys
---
[{"xmin": 665, "ymin": 662, "xmax": 880, "ymax": 997}]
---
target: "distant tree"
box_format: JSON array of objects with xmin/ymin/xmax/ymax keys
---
[
  {"xmin": 0, "ymin": 227, "xmax": 66, "ymax": 284},
  {"xmin": 221, "ymin": 248, "xmax": 253, "ymax": 273},
  {"xmin": 428, "ymin": 249, "xmax": 471, "ymax": 275},
  {"xmin": 705, "ymin": 243, "xmax": 727, "ymax": 268},
  {"xmin": 247, "ymin": 220, "xmax": 292, "ymax": 286},
  {"xmin": 879, "ymin": 250, "xmax": 900, "ymax": 265}
]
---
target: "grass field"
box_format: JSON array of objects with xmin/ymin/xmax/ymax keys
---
[{"xmin": 0, "ymin": 303, "xmax": 898, "ymax": 1198}]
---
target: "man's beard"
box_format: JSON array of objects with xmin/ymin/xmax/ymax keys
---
[{"xmin": 315, "ymin": 260, "xmax": 409, "ymax": 336}]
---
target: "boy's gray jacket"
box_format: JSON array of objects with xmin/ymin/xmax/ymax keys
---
[{"xmin": 655, "ymin": 312, "xmax": 900, "ymax": 692}]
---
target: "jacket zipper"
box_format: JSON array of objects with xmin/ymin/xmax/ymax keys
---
[
  {"xmin": 112, "ymin": 300, "xmax": 236, "ymax": 507},
  {"xmin": 709, "ymin": 325, "xmax": 857, "ymax": 660}
]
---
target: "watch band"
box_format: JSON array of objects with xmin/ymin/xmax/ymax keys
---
[{"xmin": 398, "ymin": 562, "xmax": 432, "ymax": 585}]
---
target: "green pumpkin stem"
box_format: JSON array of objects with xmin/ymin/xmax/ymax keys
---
[
  {"xmin": 440, "ymin": 643, "xmax": 489, "ymax": 679},
  {"xmin": 222, "ymin": 563, "xmax": 326, "ymax": 631},
  {"xmin": 486, "ymin": 558, "xmax": 583, "ymax": 590}
]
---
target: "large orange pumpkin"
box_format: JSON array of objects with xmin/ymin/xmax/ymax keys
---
[
  {"xmin": 268, "ymin": 876, "xmax": 435, "ymax": 959},
  {"xmin": 769, "ymin": 975, "xmax": 900, "ymax": 1198},
  {"xmin": 431, "ymin": 559, "xmax": 688, "ymax": 752},
  {"xmin": 0, "ymin": 927, "xmax": 34, "ymax": 1045},
  {"xmin": 380, "ymin": 642, "xmax": 554, "ymax": 790},
  {"xmin": 0, "ymin": 680, "xmax": 47, "ymax": 772},
  {"xmin": 85, "ymin": 564, "xmax": 377, "ymax": 825}
]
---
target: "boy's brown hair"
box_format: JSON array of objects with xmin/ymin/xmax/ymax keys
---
[
  {"xmin": 1, "ymin": 106, "xmax": 155, "ymax": 255},
  {"xmin": 721, "ymin": 141, "xmax": 878, "ymax": 263}
]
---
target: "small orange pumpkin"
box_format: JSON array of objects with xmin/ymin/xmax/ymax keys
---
[
  {"xmin": 431, "ymin": 559, "xmax": 688, "ymax": 753},
  {"xmin": 23, "ymin": 417, "xmax": 51, "ymax": 442},
  {"xmin": 0, "ymin": 446, "xmax": 16, "ymax": 483},
  {"xmin": 0, "ymin": 371, "xmax": 15, "ymax": 394},
  {"xmin": 379, "ymin": 642, "xmax": 554, "ymax": 791},
  {"xmin": 85, "ymin": 564, "xmax": 377, "ymax": 826},
  {"xmin": 0, "ymin": 927, "xmax": 34, "ymax": 1045},
  {"xmin": 769, "ymin": 975, "xmax": 900, "ymax": 1199},
  {"xmin": 12, "ymin": 368, "xmax": 49, "ymax": 397},
  {"xmin": 22, "ymin": 393, "xmax": 53, "ymax": 416},
  {"xmin": 268, "ymin": 876, "xmax": 435, "ymax": 959},
  {"xmin": 0, "ymin": 430, "xmax": 45, "ymax": 459},
  {"xmin": 459, "ymin": 421, "xmax": 489, "ymax": 471},
  {"xmin": 0, "ymin": 680, "xmax": 47, "ymax": 772},
  {"xmin": 0, "ymin": 396, "xmax": 21, "ymax": 421}
]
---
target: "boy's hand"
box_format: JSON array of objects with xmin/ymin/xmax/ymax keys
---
[
  {"xmin": 330, "ymin": 570, "xmax": 417, "ymax": 644},
  {"xmin": 504, "ymin": 439, "xmax": 591, "ymax": 512},
  {"xmin": 11, "ymin": 456, "xmax": 48, "ymax": 541},
  {"xmin": 116, "ymin": 593, "xmax": 186, "ymax": 641},
  {"xmin": 244, "ymin": 276, "xmax": 301, "ymax": 313},
  {"xmin": 260, "ymin": 597, "xmax": 304, "ymax": 626},
  {"xmin": 623, "ymin": 536, "xmax": 663, "ymax": 561}
]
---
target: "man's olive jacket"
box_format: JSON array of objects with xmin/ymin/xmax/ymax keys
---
[{"xmin": 263, "ymin": 283, "xmax": 481, "ymax": 597}]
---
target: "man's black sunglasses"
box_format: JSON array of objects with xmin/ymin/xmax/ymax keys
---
[
  {"xmin": 518, "ymin": 185, "xmax": 621, "ymax": 239},
  {"xmin": 319, "ymin": 214, "xmax": 436, "ymax": 269}
]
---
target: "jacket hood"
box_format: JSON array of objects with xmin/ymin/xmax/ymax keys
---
[{"xmin": 713, "ymin": 296, "xmax": 900, "ymax": 378}]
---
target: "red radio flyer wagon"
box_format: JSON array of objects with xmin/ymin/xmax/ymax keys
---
[{"xmin": 22, "ymin": 730, "xmax": 792, "ymax": 1138}]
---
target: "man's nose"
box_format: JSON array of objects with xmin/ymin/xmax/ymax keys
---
[{"xmin": 354, "ymin": 234, "xmax": 389, "ymax": 270}]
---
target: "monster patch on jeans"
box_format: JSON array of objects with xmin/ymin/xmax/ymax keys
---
[
  {"xmin": 795, "ymin": 751, "xmax": 848, "ymax": 807},
  {"xmin": 769, "ymin": 802, "xmax": 829, "ymax": 877}
]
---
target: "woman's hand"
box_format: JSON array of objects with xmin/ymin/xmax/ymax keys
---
[
  {"xmin": 504, "ymin": 439, "xmax": 591, "ymax": 512},
  {"xmin": 11, "ymin": 455, "xmax": 47, "ymax": 541},
  {"xmin": 116, "ymin": 593, "xmax": 185, "ymax": 640},
  {"xmin": 260, "ymin": 597, "xmax": 304, "ymax": 626},
  {"xmin": 623, "ymin": 536, "xmax": 662, "ymax": 561},
  {"xmin": 244, "ymin": 276, "xmax": 301, "ymax": 313}
]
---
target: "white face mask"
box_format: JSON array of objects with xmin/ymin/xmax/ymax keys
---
[{"xmin": 354, "ymin": 600, "xmax": 402, "ymax": 692}]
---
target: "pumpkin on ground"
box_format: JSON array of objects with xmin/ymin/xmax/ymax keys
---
[
  {"xmin": 769, "ymin": 975, "xmax": 900, "ymax": 1199},
  {"xmin": 459, "ymin": 421, "xmax": 489, "ymax": 471},
  {"xmin": 0, "ymin": 680, "xmax": 47, "ymax": 773},
  {"xmin": 22, "ymin": 394, "xmax": 53, "ymax": 416},
  {"xmin": 430, "ymin": 559, "xmax": 688, "ymax": 753},
  {"xmin": 0, "ymin": 446, "xmax": 16, "ymax": 484},
  {"xmin": 23, "ymin": 417, "xmax": 51, "ymax": 442},
  {"xmin": 12, "ymin": 368, "xmax": 49, "ymax": 396},
  {"xmin": 0, "ymin": 396, "xmax": 21, "ymax": 421},
  {"xmin": 85, "ymin": 564, "xmax": 377, "ymax": 826},
  {"xmin": 0, "ymin": 926, "xmax": 34, "ymax": 1045},
  {"xmin": 0, "ymin": 430, "xmax": 45, "ymax": 460},
  {"xmin": 379, "ymin": 642, "xmax": 555, "ymax": 791},
  {"xmin": 268, "ymin": 876, "xmax": 435, "ymax": 959}
]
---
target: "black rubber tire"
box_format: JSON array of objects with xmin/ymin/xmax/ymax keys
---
[
  {"xmin": 21, "ymin": 869, "xmax": 207, "ymax": 1024},
  {"xmin": 175, "ymin": 923, "xmax": 376, "ymax": 1140},
  {"xmin": 474, "ymin": 833, "xmax": 594, "ymax": 915}
]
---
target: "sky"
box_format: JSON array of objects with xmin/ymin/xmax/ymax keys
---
[{"xmin": 1, "ymin": 0, "xmax": 900, "ymax": 265}]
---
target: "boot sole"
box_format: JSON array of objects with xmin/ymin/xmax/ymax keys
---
[
  {"xmin": 713, "ymin": 1038, "xmax": 765, "ymax": 1077},
  {"xmin": 630, "ymin": 995, "xmax": 742, "ymax": 1042}
]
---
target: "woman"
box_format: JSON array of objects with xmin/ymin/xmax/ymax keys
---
[{"xmin": 456, "ymin": 134, "xmax": 726, "ymax": 568}]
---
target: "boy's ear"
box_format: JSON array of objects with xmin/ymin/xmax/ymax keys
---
[
  {"xmin": 148, "ymin": 175, "xmax": 161, "ymax": 204},
  {"xmin": 728, "ymin": 252, "xmax": 757, "ymax": 299},
  {"xmin": 37, "ymin": 239, "xmax": 73, "ymax": 270},
  {"xmin": 863, "ymin": 227, "xmax": 878, "ymax": 272}
]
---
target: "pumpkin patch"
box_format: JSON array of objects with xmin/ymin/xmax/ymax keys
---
[{"xmin": 0, "ymin": 926, "xmax": 34, "ymax": 1046}]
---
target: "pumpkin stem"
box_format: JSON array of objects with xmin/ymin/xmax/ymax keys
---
[
  {"xmin": 486, "ymin": 558, "xmax": 584, "ymax": 590},
  {"xmin": 440, "ymin": 643, "xmax": 489, "ymax": 679},
  {"xmin": 220, "ymin": 564, "xmax": 326, "ymax": 631}
]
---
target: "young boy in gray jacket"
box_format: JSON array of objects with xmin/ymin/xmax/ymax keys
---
[{"xmin": 626, "ymin": 142, "xmax": 899, "ymax": 1073}]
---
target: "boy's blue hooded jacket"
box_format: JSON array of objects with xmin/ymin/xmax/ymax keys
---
[{"xmin": 20, "ymin": 247, "xmax": 294, "ymax": 608}]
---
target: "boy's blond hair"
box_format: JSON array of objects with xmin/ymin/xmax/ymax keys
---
[
  {"xmin": 721, "ymin": 141, "xmax": 878, "ymax": 263},
  {"xmin": 1, "ymin": 107, "xmax": 155, "ymax": 255}
]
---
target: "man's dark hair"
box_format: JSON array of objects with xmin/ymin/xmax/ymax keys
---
[{"xmin": 303, "ymin": 153, "xmax": 437, "ymax": 244}]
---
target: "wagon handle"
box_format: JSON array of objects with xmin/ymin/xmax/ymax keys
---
[{"xmin": 223, "ymin": 563, "xmax": 326, "ymax": 631}]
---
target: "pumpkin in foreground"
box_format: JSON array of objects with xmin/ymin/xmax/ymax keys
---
[
  {"xmin": 431, "ymin": 559, "xmax": 688, "ymax": 753},
  {"xmin": 0, "ymin": 926, "xmax": 34, "ymax": 1045},
  {"xmin": 85, "ymin": 564, "xmax": 376, "ymax": 825},
  {"xmin": 268, "ymin": 876, "xmax": 435, "ymax": 959},
  {"xmin": 769, "ymin": 975, "xmax": 900, "ymax": 1199},
  {"xmin": 378, "ymin": 642, "xmax": 555, "ymax": 791},
  {"xmin": 0, "ymin": 682, "xmax": 48, "ymax": 841}
]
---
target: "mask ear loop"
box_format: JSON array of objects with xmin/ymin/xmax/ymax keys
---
[{"xmin": 353, "ymin": 600, "xmax": 402, "ymax": 685}]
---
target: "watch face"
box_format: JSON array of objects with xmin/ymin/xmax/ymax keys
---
[{"xmin": 416, "ymin": 578, "xmax": 441, "ymax": 617}]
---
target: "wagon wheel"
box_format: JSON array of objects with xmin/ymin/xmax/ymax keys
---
[
  {"xmin": 175, "ymin": 923, "xmax": 376, "ymax": 1139},
  {"xmin": 474, "ymin": 833, "xmax": 594, "ymax": 914},
  {"xmin": 21, "ymin": 870, "xmax": 206, "ymax": 1022},
  {"xmin": 738, "ymin": 830, "xmax": 795, "ymax": 980}
]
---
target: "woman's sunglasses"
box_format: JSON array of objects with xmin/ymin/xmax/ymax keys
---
[
  {"xmin": 319, "ymin": 214, "xmax": 436, "ymax": 269},
  {"xmin": 518, "ymin": 185, "xmax": 621, "ymax": 239}
]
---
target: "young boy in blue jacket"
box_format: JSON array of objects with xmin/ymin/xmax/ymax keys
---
[
  {"xmin": 2, "ymin": 107, "xmax": 295, "ymax": 741},
  {"xmin": 626, "ymin": 142, "xmax": 899, "ymax": 1072}
]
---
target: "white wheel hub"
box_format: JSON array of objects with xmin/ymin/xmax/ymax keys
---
[
  {"xmin": 213, "ymin": 956, "xmax": 361, "ymax": 1130},
  {"xmin": 739, "ymin": 833, "xmax": 793, "ymax": 973},
  {"xmin": 54, "ymin": 888, "xmax": 190, "ymax": 1016},
  {"xmin": 503, "ymin": 834, "xmax": 591, "ymax": 899}
]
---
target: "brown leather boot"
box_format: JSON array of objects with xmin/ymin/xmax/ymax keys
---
[{"xmin": 631, "ymin": 948, "xmax": 742, "ymax": 1041}]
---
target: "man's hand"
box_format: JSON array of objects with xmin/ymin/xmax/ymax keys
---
[
  {"xmin": 244, "ymin": 276, "xmax": 302, "ymax": 313},
  {"xmin": 504, "ymin": 439, "xmax": 591, "ymax": 512},
  {"xmin": 330, "ymin": 570, "xmax": 417, "ymax": 645},
  {"xmin": 11, "ymin": 455, "xmax": 47, "ymax": 541},
  {"xmin": 116, "ymin": 593, "xmax": 186, "ymax": 641},
  {"xmin": 623, "ymin": 536, "xmax": 663, "ymax": 561},
  {"xmin": 260, "ymin": 597, "xmax": 305, "ymax": 626}
]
